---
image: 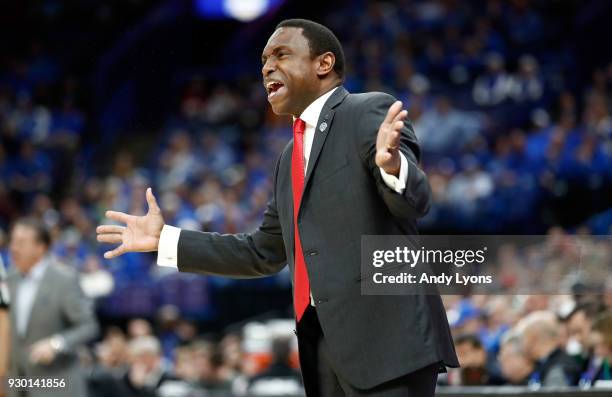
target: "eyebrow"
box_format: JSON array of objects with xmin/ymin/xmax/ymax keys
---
[{"xmin": 261, "ymin": 45, "xmax": 291, "ymax": 64}]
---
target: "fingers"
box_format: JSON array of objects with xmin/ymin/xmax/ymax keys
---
[
  {"xmin": 104, "ymin": 245, "xmax": 126, "ymax": 260},
  {"xmin": 105, "ymin": 210, "xmax": 131, "ymax": 224},
  {"xmin": 29, "ymin": 342, "xmax": 52, "ymax": 364},
  {"xmin": 146, "ymin": 187, "xmax": 161, "ymax": 214},
  {"xmin": 97, "ymin": 234, "xmax": 123, "ymax": 244},
  {"xmin": 392, "ymin": 109, "xmax": 408, "ymax": 124},
  {"xmin": 392, "ymin": 120, "xmax": 404, "ymax": 131},
  {"xmin": 96, "ymin": 225, "xmax": 125, "ymax": 234},
  {"xmin": 386, "ymin": 129, "xmax": 401, "ymax": 150},
  {"xmin": 384, "ymin": 101, "xmax": 403, "ymax": 124}
]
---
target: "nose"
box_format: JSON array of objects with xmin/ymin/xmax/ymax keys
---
[{"xmin": 262, "ymin": 58, "xmax": 275, "ymax": 77}]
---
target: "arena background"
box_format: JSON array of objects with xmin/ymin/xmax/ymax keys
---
[{"xmin": 0, "ymin": 0, "xmax": 612, "ymax": 396}]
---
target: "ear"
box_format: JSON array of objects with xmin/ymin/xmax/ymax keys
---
[{"xmin": 316, "ymin": 51, "xmax": 336, "ymax": 78}]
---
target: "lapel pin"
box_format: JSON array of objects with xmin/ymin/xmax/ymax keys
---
[{"xmin": 319, "ymin": 122, "xmax": 328, "ymax": 132}]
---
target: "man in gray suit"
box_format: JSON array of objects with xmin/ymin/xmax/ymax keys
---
[
  {"xmin": 98, "ymin": 19, "xmax": 458, "ymax": 396},
  {"xmin": 6, "ymin": 219, "xmax": 99, "ymax": 397},
  {"xmin": 1, "ymin": 252, "xmax": 9, "ymax": 397}
]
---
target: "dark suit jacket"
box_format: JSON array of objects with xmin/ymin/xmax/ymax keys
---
[
  {"xmin": 6, "ymin": 260, "xmax": 99, "ymax": 397},
  {"xmin": 175, "ymin": 86, "xmax": 459, "ymax": 389},
  {"xmin": 535, "ymin": 348, "xmax": 581, "ymax": 387}
]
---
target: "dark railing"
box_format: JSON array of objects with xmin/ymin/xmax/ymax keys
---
[{"xmin": 206, "ymin": 386, "xmax": 612, "ymax": 397}]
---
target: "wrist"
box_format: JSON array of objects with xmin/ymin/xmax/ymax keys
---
[
  {"xmin": 382, "ymin": 158, "xmax": 401, "ymax": 176},
  {"xmin": 155, "ymin": 224, "xmax": 166, "ymax": 248},
  {"xmin": 155, "ymin": 224, "xmax": 165, "ymax": 239},
  {"xmin": 49, "ymin": 335, "xmax": 65, "ymax": 353}
]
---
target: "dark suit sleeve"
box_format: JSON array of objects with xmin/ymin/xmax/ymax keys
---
[
  {"xmin": 176, "ymin": 155, "xmax": 287, "ymax": 278},
  {"xmin": 355, "ymin": 93, "xmax": 432, "ymax": 220},
  {"xmin": 59, "ymin": 271, "xmax": 99, "ymax": 351}
]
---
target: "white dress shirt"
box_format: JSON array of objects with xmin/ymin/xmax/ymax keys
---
[
  {"xmin": 157, "ymin": 86, "xmax": 409, "ymax": 306},
  {"xmin": 15, "ymin": 258, "xmax": 49, "ymax": 336}
]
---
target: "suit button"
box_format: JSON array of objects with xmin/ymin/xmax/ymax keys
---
[
  {"xmin": 316, "ymin": 297, "xmax": 328, "ymax": 304},
  {"xmin": 308, "ymin": 250, "xmax": 318, "ymax": 256}
]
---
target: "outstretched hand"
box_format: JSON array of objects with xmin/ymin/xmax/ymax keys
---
[
  {"xmin": 96, "ymin": 187, "xmax": 165, "ymax": 259},
  {"xmin": 375, "ymin": 100, "xmax": 408, "ymax": 176}
]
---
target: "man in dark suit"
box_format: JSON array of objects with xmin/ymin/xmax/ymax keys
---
[
  {"xmin": 97, "ymin": 18, "xmax": 458, "ymax": 396},
  {"xmin": 518, "ymin": 311, "xmax": 581, "ymax": 387},
  {"xmin": 6, "ymin": 218, "xmax": 99, "ymax": 397}
]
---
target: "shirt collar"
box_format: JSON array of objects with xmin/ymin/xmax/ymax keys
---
[
  {"xmin": 293, "ymin": 86, "xmax": 339, "ymax": 128},
  {"xmin": 21, "ymin": 257, "xmax": 49, "ymax": 281}
]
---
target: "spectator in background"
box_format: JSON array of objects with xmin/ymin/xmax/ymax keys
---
[
  {"xmin": 79, "ymin": 254, "xmax": 114, "ymax": 300},
  {"xmin": 96, "ymin": 327, "xmax": 129, "ymax": 371},
  {"xmin": 48, "ymin": 98, "xmax": 83, "ymax": 151},
  {"xmin": 217, "ymin": 333, "xmax": 244, "ymax": 385},
  {"xmin": 498, "ymin": 332, "xmax": 534, "ymax": 385},
  {"xmin": 156, "ymin": 305, "xmax": 181, "ymax": 361},
  {"xmin": 583, "ymin": 92, "xmax": 612, "ymax": 138},
  {"xmin": 415, "ymin": 95, "xmax": 482, "ymax": 154},
  {"xmin": 590, "ymin": 311, "xmax": 612, "ymax": 384},
  {"xmin": 88, "ymin": 328, "xmax": 131, "ymax": 397},
  {"xmin": 5, "ymin": 218, "xmax": 98, "ymax": 397},
  {"xmin": 123, "ymin": 336, "xmax": 174, "ymax": 397},
  {"xmin": 516, "ymin": 311, "xmax": 581, "ymax": 387},
  {"xmin": 198, "ymin": 132, "xmax": 237, "ymax": 175},
  {"xmin": 245, "ymin": 337, "xmax": 302, "ymax": 396},
  {"xmin": 479, "ymin": 297, "xmax": 514, "ymax": 354},
  {"xmin": 128, "ymin": 318, "xmax": 154, "ymax": 339},
  {"xmin": 448, "ymin": 298, "xmax": 484, "ymax": 337},
  {"xmin": 191, "ymin": 339, "xmax": 221, "ymax": 390},
  {"xmin": 157, "ymin": 131, "xmax": 199, "ymax": 192},
  {"xmin": 11, "ymin": 142, "xmax": 52, "ymax": 201},
  {"xmin": 472, "ymin": 53, "xmax": 513, "ymax": 106},
  {"xmin": 506, "ymin": 0, "xmax": 543, "ymax": 47},
  {"xmin": 453, "ymin": 334, "xmax": 502, "ymax": 386},
  {"xmin": 173, "ymin": 345, "xmax": 199, "ymax": 383},
  {"xmin": 566, "ymin": 301, "xmax": 606, "ymax": 384},
  {"xmin": 446, "ymin": 156, "xmax": 494, "ymax": 217},
  {"xmin": 509, "ymin": 55, "xmax": 543, "ymax": 103}
]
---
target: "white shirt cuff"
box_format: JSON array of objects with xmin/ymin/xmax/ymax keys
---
[
  {"xmin": 157, "ymin": 225, "xmax": 181, "ymax": 268},
  {"xmin": 379, "ymin": 152, "xmax": 409, "ymax": 194}
]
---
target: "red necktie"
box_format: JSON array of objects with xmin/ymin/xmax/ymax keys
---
[{"xmin": 291, "ymin": 118, "xmax": 310, "ymax": 321}]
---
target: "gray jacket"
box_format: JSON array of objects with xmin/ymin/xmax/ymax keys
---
[{"xmin": 6, "ymin": 259, "xmax": 99, "ymax": 397}]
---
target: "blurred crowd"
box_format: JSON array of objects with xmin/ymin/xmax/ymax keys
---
[
  {"xmin": 444, "ymin": 294, "xmax": 612, "ymax": 388},
  {"xmin": 74, "ymin": 295, "xmax": 612, "ymax": 396},
  {"xmin": 83, "ymin": 315, "xmax": 303, "ymax": 397},
  {"xmin": 1, "ymin": 0, "xmax": 612, "ymax": 395}
]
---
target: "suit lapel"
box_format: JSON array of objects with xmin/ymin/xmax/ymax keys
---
[
  {"xmin": 6, "ymin": 270, "xmax": 19, "ymax": 328},
  {"xmin": 25, "ymin": 262, "xmax": 53, "ymax": 339},
  {"xmin": 302, "ymin": 86, "xmax": 349, "ymax": 196},
  {"xmin": 288, "ymin": 86, "xmax": 349, "ymax": 254}
]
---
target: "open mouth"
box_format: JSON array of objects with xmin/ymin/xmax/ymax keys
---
[{"xmin": 266, "ymin": 81, "xmax": 285, "ymax": 100}]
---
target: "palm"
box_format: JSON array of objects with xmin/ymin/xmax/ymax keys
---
[
  {"xmin": 123, "ymin": 212, "xmax": 164, "ymax": 252},
  {"xmin": 97, "ymin": 188, "xmax": 165, "ymax": 259},
  {"xmin": 375, "ymin": 100, "xmax": 407, "ymax": 174},
  {"xmin": 375, "ymin": 132, "xmax": 394, "ymax": 166}
]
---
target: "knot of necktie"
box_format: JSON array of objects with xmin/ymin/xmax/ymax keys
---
[{"xmin": 293, "ymin": 118, "xmax": 306, "ymax": 135}]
